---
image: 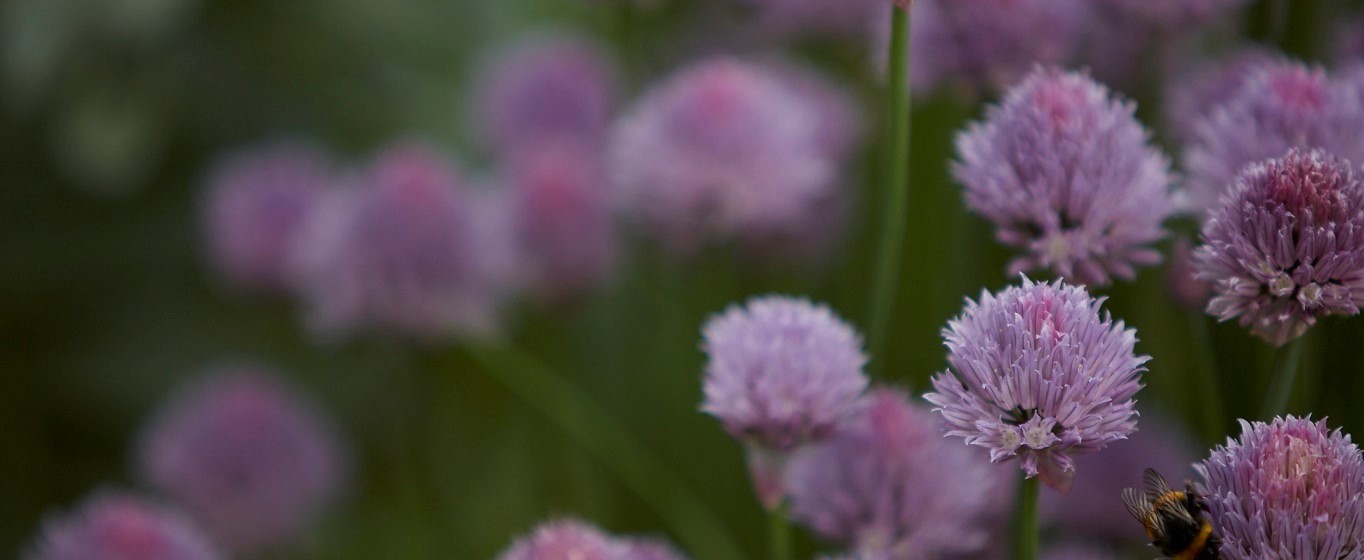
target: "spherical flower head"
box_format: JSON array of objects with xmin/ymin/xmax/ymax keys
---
[
  {"xmin": 1183, "ymin": 61, "xmax": 1364, "ymax": 213},
  {"xmin": 136, "ymin": 369, "xmax": 346, "ymax": 553},
  {"xmin": 503, "ymin": 142, "xmax": 617, "ymax": 303},
  {"xmin": 200, "ymin": 141, "xmax": 330, "ymax": 294},
  {"xmin": 925, "ymin": 277, "xmax": 1148, "ymax": 490},
  {"xmin": 1163, "ymin": 47, "xmax": 1284, "ymax": 147},
  {"xmin": 786, "ymin": 389, "xmax": 1006, "ymax": 559},
  {"xmin": 1092, "ymin": 0, "xmax": 1249, "ymax": 32},
  {"xmin": 1042, "ymin": 411, "xmax": 1198, "ymax": 542},
  {"xmin": 701, "ymin": 295, "xmax": 869, "ymax": 451},
  {"xmin": 954, "ymin": 66, "xmax": 1174, "ymax": 286},
  {"xmin": 498, "ymin": 518, "xmax": 620, "ymax": 560},
  {"xmin": 889, "ymin": 0, "xmax": 1084, "ymax": 95},
  {"xmin": 610, "ymin": 58, "xmax": 843, "ymax": 254},
  {"xmin": 1194, "ymin": 148, "xmax": 1364, "ymax": 346},
  {"xmin": 1195, "ymin": 416, "xmax": 1364, "ymax": 560},
  {"xmin": 293, "ymin": 142, "xmax": 505, "ymax": 340},
  {"xmin": 26, "ymin": 493, "xmax": 220, "ymax": 560},
  {"xmin": 475, "ymin": 34, "xmax": 615, "ymax": 154}
]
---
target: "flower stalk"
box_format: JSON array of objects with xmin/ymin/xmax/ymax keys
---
[{"xmin": 867, "ymin": 3, "xmax": 913, "ymax": 374}]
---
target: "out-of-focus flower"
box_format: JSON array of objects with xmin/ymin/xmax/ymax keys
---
[
  {"xmin": 502, "ymin": 142, "xmax": 617, "ymax": 303},
  {"xmin": 701, "ymin": 296, "xmax": 868, "ymax": 507},
  {"xmin": 26, "ymin": 493, "xmax": 220, "ymax": 560},
  {"xmin": 743, "ymin": 0, "xmax": 882, "ymax": 38},
  {"xmin": 1042, "ymin": 411, "xmax": 1199, "ymax": 542},
  {"xmin": 1164, "ymin": 47, "xmax": 1283, "ymax": 146},
  {"xmin": 293, "ymin": 142, "xmax": 507, "ymax": 340},
  {"xmin": 1195, "ymin": 416, "xmax": 1364, "ymax": 560},
  {"xmin": 1194, "ymin": 148, "xmax": 1364, "ymax": 346},
  {"xmin": 136, "ymin": 369, "xmax": 345, "ymax": 554},
  {"xmin": 1167, "ymin": 236, "xmax": 1213, "ymax": 312},
  {"xmin": 1090, "ymin": 0, "xmax": 1249, "ymax": 32},
  {"xmin": 474, "ymin": 34, "xmax": 615, "ymax": 155},
  {"xmin": 1042, "ymin": 542, "xmax": 1118, "ymax": 560},
  {"xmin": 200, "ymin": 142, "xmax": 331, "ymax": 295},
  {"xmin": 954, "ymin": 66, "xmax": 1173, "ymax": 286},
  {"xmin": 883, "ymin": 0, "xmax": 1084, "ymax": 96},
  {"xmin": 786, "ymin": 389, "xmax": 1006, "ymax": 559},
  {"xmin": 1335, "ymin": 16, "xmax": 1364, "ymax": 67},
  {"xmin": 498, "ymin": 518, "xmax": 688, "ymax": 560},
  {"xmin": 611, "ymin": 58, "xmax": 854, "ymax": 255},
  {"xmin": 925, "ymin": 277, "xmax": 1147, "ymax": 490},
  {"xmin": 1183, "ymin": 61, "xmax": 1364, "ymax": 213}
]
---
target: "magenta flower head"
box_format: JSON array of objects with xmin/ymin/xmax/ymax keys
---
[
  {"xmin": 475, "ymin": 33, "xmax": 615, "ymax": 154},
  {"xmin": 200, "ymin": 141, "xmax": 331, "ymax": 295},
  {"xmin": 293, "ymin": 142, "xmax": 506, "ymax": 340},
  {"xmin": 890, "ymin": 0, "xmax": 1084, "ymax": 95},
  {"xmin": 135, "ymin": 368, "xmax": 346, "ymax": 554},
  {"xmin": 502, "ymin": 142, "xmax": 617, "ymax": 303},
  {"xmin": 611, "ymin": 58, "xmax": 850, "ymax": 254},
  {"xmin": 745, "ymin": 0, "xmax": 881, "ymax": 38},
  {"xmin": 1042, "ymin": 411, "xmax": 1199, "ymax": 542},
  {"xmin": 1195, "ymin": 416, "xmax": 1364, "ymax": 560},
  {"xmin": 954, "ymin": 66, "xmax": 1174, "ymax": 286},
  {"xmin": 26, "ymin": 492, "xmax": 220, "ymax": 560},
  {"xmin": 700, "ymin": 295, "xmax": 868, "ymax": 507},
  {"xmin": 925, "ymin": 277, "xmax": 1148, "ymax": 490},
  {"xmin": 1163, "ymin": 48, "xmax": 1284, "ymax": 146},
  {"xmin": 1183, "ymin": 61, "xmax": 1364, "ymax": 213},
  {"xmin": 786, "ymin": 389, "xmax": 1007, "ymax": 558},
  {"xmin": 1194, "ymin": 148, "xmax": 1364, "ymax": 346},
  {"xmin": 619, "ymin": 539, "xmax": 687, "ymax": 560}
]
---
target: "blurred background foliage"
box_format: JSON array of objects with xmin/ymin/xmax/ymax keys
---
[{"xmin": 3, "ymin": 0, "xmax": 1364, "ymax": 558}]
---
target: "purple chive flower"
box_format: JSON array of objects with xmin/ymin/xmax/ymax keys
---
[
  {"xmin": 1195, "ymin": 416, "xmax": 1364, "ymax": 560},
  {"xmin": 1194, "ymin": 148, "xmax": 1364, "ymax": 346},
  {"xmin": 475, "ymin": 34, "xmax": 615, "ymax": 154},
  {"xmin": 885, "ymin": 0, "xmax": 1084, "ymax": 95},
  {"xmin": 293, "ymin": 142, "xmax": 506, "ymax": 339},
  {"xmin": 954, "ymin": 66, "xmax": 1174, "ymax": 286},
  {"xmin": 1090, "ymin": 0, "xmax": 1249, "ymax": 31},
  {"xmin": 200, "ymin": 142, "xmax": 331, "ymax": 294},
  {"xmin": 925, "ymin": 277, "xmax": 1147, "ymax": 490},
  {"xmin": 611, "ymin": 58, "xmax": 849, "ymax": 254},
  {"xmin": 497, "ymin": 518, "xmax": 685, "ymax": 560},
  {"xmin": 1167, "ymin": 236, "xmax": 1213, "ymax": 312},
  {"xmin": 786, "ymin": 389, "xmax": 1007, "ymax": 559},
  {"xmin": 1164, "ymin": 47, "xmax": 1284, "ymax": 146},
  {"xmin": 136, "ymin": 369, "xmax": 345, "ymax": 553},
  {"xmin": 1042, "ymin": 411, "xmax": 1199, "ymax": 542},
  {"xmin": 26, "ymin": 493, "xmax": 221, "ymax": 560},
  {"xmin": 701, "ymin": 296, "xmax": 868, "ymax": 507},
  {"xmin": 503, "ymin": 142, "xmax": 617, "ymax": 303},
  {"xmin": 1183, "ymin": 61, "xmax": 1364, "ymax": 213}
]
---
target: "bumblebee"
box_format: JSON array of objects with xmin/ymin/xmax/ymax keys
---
[{"xmin": 1122, "ymin": 468, "xmax": 1221, "ymax": 560}]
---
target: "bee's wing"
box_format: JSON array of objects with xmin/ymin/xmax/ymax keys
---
[
  {"xmin": 1121, "ymin": 486, "xmax": 1153, "ymax": 522},
  {"xmin": 1142, "ymin": 468, "xmax": 1176, "ymax": 502}
]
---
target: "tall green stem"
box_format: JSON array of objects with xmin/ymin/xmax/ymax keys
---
[
  {"xmin": 867, "ymin": 4, "xmax": 912, "ymax": 374},
  {"xmin": 1187, "ymin": 314, "xmax": 1225, "ymax": 441},
  {"xmin": 1013, "ymin": 476, "xmax": 1039, "ymax": 560},
  {"xmin": 1261, "ymin": 336, "xmax": 1306, "ymax": 418},
  {"xmin": 464, "ymin": 343, "xmax": 746, "ymax": 560},
  {"xmin": 769, "ymin": 502, "xmax": 791, "ymax": 560}
]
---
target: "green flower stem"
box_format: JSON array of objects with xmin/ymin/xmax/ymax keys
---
[
  {"xmin": 867, "ymin": 3, "xmax": 912, "ymax": 375},
  {"xmin": 1187, "ymin": 313, "xmax": 1226, "ymax": 441},
  {"xmin": 1260, "ymin": 335, "xmax": 1306, "ymax": 418},
  {"xmin": 464, "ymin": 343, "xmax": 745, "ymax": 560},
  {"xmin": 1014, "ymin": 475, "xmax": 1039, "ymax": 560},
  {"xmin": 769, "ymin": 502, "xmax": 791, "ymax": 560}
]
